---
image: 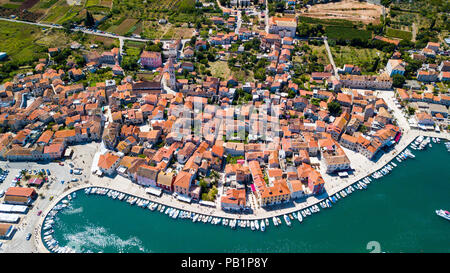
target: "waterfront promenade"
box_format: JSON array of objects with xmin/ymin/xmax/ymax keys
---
[{"xmin": 35, "ymin": 129, "xmax": 449, "ymax": 253}]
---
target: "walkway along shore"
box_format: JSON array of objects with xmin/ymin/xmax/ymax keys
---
[{"xmin": 35, "ymin": 129, "xmax": 449, "ymax": 253}]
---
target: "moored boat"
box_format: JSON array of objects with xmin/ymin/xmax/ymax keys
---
[
  {"xmin": 283, "ymin": 215, "xmax": 291, "ymax": 226},
  {"xmin": 297, "ymin": 211, "xmax": 303, "ymax": 222},
  {"xmin": 260, "ymin": 220, "xmax": 265, "ymax": 232}
]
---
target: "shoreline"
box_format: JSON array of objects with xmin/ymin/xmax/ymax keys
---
[{"xmin": 35, "ymin": 130, "xmax": 449, "ymax": 253}]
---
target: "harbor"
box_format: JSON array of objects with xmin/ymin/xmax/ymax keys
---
[{"xmin": 37, "ymin": 133, "xmax": 450, "ymax": 253}]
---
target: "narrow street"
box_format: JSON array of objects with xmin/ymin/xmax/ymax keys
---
[{"xmin": 324, "ymin": 37, "xmax": 339, "ymax": 79}]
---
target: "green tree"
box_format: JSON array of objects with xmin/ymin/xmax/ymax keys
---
[
  {"xmin": 85, "ymin": 11, "xmax": 95, "ymax": 28},
  {"xmin": 358, "ymin": 124, "xmax": 368, "ymax": 134},
  {"xmin": 392, "ymin": 74, "xmax": 406, "ymax": 88},
  {"xmin": 327, "ymin": 101, "xmax": 342, "ymax": 117}
]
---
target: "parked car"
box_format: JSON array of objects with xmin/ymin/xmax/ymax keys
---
[
  {"xmin": 0, "ymin": 190, "xmax": 4, "ymax": 197},
  {"xmin": 59, "ymin": 162, "xmax": 64, "ymax": 166},
  {"xmin": 37, "ymin": 210, "xmax": 42, "ymax": 216},
  {"xmin": 26, "ymin": 233, "xmax": 31, "ymax": 240}
]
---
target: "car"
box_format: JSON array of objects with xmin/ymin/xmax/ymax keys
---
[
  {"xmin": 71, "ymin": 178, "xmax": 78, "ymax": 182},
  {"xmin": 37, "ymin": 210, "xmax": 42, "ymax": 216},
  {"xmin": 49, "ymin": 196, "xmax": 54, "ymax": 201},
  {"xmin": 0, "ymin": 190, "xmax": 4, "ymax": 197},
  {"xmin": 61, "ymin": 180, "xmax": 65, "ymax": 184},
  {"xmin": 26, "ymin": 233, "xmax": 31, "ymax": 240},
  {"xmin": 59, "ymin": 162, "xmax": 64, "ymax": 166},
  {"xmin": 46, "ymin": 169, "xmax": 50, "ymax": 175},
  {"xmin": 70, "ymin": 169, "xmax": 73, "ymax": 174}
]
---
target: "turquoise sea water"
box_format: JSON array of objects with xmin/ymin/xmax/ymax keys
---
[{"xmin": 44, "ymin": 142, "xmax": 450, "ymax": 253}]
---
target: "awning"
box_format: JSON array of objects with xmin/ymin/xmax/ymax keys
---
[
  {"xmin": 199, "ymin": 200, "xmax": 216, "ymax": 207},
  {"xmin": 177, "ymin": 194, "xmax": 192, "ymax": 203},
  {"xmin": 145, "ymin": 187, "xmax": 162, "ymax": 197}
]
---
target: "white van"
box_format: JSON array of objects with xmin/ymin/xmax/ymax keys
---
[{"xmin": 0, "ymin": 190, "xmax": 4, "ymax": 197}]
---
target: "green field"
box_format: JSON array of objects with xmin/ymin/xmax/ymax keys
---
[
  {"xmin": 331, "ymin": 45, "xmax": 386, "ymax": 73},
  {"xmin": 1, "ymin": 3, "xmax": 21, "ymax": 8},
  {"xmin": 299, "ymin": 16, "xmax": 355, "ymax": 27},
  {"xmin": 0, "ymin": 20, "xmax": 48, "ymax": 64},
  {"xmin": 325, "ymin": 26, "xmax": 373, "ymax": 40},
  {"xmin": 386, "ymin": 27, "xmax": 412, "ymax": 40},
  {"xmin": 37, "ymin": 0, "xmax": 59, "ymax": 9},
  {"xmin": 107, "ymin": 18, "xmax": 138, "ymax": 35}
]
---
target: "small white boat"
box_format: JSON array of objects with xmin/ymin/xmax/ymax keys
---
[
  {"xmin": 260, "ymin": 220, "xmax": 265, "ymax": 232},
  {"xmin": 297, "ymin": 211, "xmax": 303, "ymax": 222},
  {"xmin": 272, "ymin": 217, "xmax": 278, "ymax": 226},
  {"xmin": 436, "ymin": 209, "xmax": 450, "ymax": 221},
  {"xmin": 254, "ymin": 220, "xmax": 259, "ymax": 230},
  {"xmin": 283, "ymin": 215, "xmax": 291, "ymax": 226},
  {"xmin": 250, "ymin": 221, "xmax": 255, "ymax": 231}
]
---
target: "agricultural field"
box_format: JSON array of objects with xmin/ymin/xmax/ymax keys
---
[
  {"xmin": 89, "ymin": 35, "xmax": 119, "ymax": 48},
  {"xmin": 298, "ymin": 12, "xmax": 373, "ymax": 41},
  {"xmin": 209, "ymin": 60, "xmax": 231, "ymax": 80},
  {"xmin": 0, "ymin": 20, "xmax": 52, "ymax": 64},
  {"xmin": 160, "ymin": 26, "xmax": 195, "ymax": 40},
  {"xmin": 1, "ymin": 0, "xmax": 39, "ymax": 9},
  {"xmin": 97, "ymin": 0, "xmax": 199, "ymax": 33},
  {"xmin": 40, "ymin": 0, "xmax": 85, "ymax": 24},
  {"xmin": 385, "ymin": 27, "xmax": 412, "ymax": 41},
  {"xmin": 123, "ymin": 40, "xmax": 145, "ymax": 55},
  {"xmin": 298, "ymin": 0, "xmax": 382, "ymax": 25},
  {"xmin": 29, "ymin": 0, "xmax": 59, "ymax": 12},
  {"xmin": 330, "ymin": 45, "xmax": 388, "ymax": 74},
  {"xmin": 106, "ymin": 18, "xmax": 139, "ymax": 35},
  {"xmin": 0, "ymin": 19, "xmax": 119, "ymax": 65},
  {"xmin": 325, "ymin": 26, "xmax": 372, "ymax": 41}
]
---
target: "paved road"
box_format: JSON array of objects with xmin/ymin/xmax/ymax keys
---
[
  {"xmin": 264, "ymin": 0, "xmax": 269, "ymax": 33},
  {"xmin": 0, "ymin": 142, "xmax": 100, "ymax": 253},
  {"xmin": 323, "ymin": 37, "xmax": 339, "ymax": 79},
  {"xmin": 119, "ymin": 37, "xmax": 124, "ymax": 56},
  {"xmin": 0, "ymin": 161, "xmax": 73, "ymax": 253},
  {"xmin": 235, "ymin": 10, "xmax": 242, "ymax": 34}
]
